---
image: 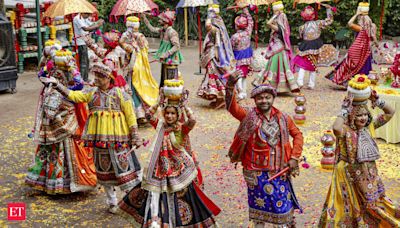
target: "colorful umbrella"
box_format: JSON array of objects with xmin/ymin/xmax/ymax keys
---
[
  {"xmin": 110, "ymin": 0, "xmax": 158, "ymax": 22},
  {"xmin": 43, "ymin": 0, "xmax": 99, "ymax": 72},
  {"xmin": 236, "ymin": 0, "xmax": 273, "ymax": 6},
  {"xmin": 43, "ymin": 0, "xmax": 97, "ymax": 18},
  {"xmin": 177, "ymin": 0, "xmax": 215, "ymax": 8},
  {"xmin": 294, "ymin": 0, "xmax": 331, "ymax": 4},
  {"xmin": 145, "ymin": 0, "xmax": 159, "ymax": 11}
]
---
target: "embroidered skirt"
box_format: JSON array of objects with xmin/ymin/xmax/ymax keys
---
[
  {"xmin": 197, "ymin": 63, "xmax": 226, "ymax": 101},
  {"xmin": 298, "ymin": 38, "xmax": 324, "ymax": 56},
  {"xmin": 259, "ymin": 52, "xmax": 299, "ymax": 93},
  {"xmin": 318, "ymin": 160, "xmax": 400, "ymax": 227},
  {"xmin": 324, "ymin": 30, "xmax": 372, "ymax": 86},
  {"xmin": 94, "ymin": 147, "xmax": 141, "ymax": 191},
  {"xmin": 26, "ymin": 138, "xmax": 97, "ymax": 194},
  {"xmin": 118, "ymin": 183, "xmax": 220, "ymax": 227},
  {"xmin": 292, "ymin": 55, "xmax": 318, "ymax": 72},
  {"xmin": 244, "ymin": 169, "xmax": 300, "ymax": 225}
]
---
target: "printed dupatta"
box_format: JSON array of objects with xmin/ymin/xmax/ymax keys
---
[
  {"xmin": 201, "ymin": 12, "xmax": 235, "ymax": 70},
  {"xmin": 142, "ymin": 119, "xmax": 198, "ymax": 194}
]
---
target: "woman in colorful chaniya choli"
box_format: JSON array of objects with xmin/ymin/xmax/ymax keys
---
[
  {"xmin": 118, "ymin": 91, "xmax": 220, "ymax": 227},
  {"xmin": 319, "ymin": 77, "xmax": 400, "ymax": 227},
  {"xmin": 197, "ymin": 4, "xmax": 236, "ymax": 109},
  {"xmin": 119, "ymin": 16, "xmax": 159, "ymax": 125},
  {"xmin": 325, "ymin": 2, "xmax": 377, "ymax": 87},
  {"xmin": 253, "ymin": 1, "xmax": 300, "ymax": 94},
  {"xmin": 26, "ymin": 45, "xmax": 97, "ymax": 194}
]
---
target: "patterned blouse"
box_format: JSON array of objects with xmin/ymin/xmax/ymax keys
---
[
  {"xmin": 299, "ymin": 8, "xmax": 333, "ymax": 41},
  {"xmin": 67, "ymin": 87, "xmax": 137, "ymax": 146},
  {"xmin": 230, "ymin": 7, "xmax": 254, "ymax": 66}
]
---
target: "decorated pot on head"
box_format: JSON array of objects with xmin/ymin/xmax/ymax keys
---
[
  {"xmin": 357, "ymin": 2, "xmax": 369, "ymax": 15},
  {"xmin": 44, "ymin": 39, "xmax": 62, "ymax": 58},
  {"xmin": 54, "ymin": 49, "xmax": 74, "ymax": 70},
  {"xmin": 126, "ymin": 16, "xmax": 140, "ymax": 31},
  {"xmin": 347, "ymin": 74, "xmax": 371, "ymax": 105},
  {"xmin": 163, "ymin": 79, "xmax": 184, "ymax": 102},
  {"xmin": 272, "ymin": 1, "xmax": 284, "ymax": 13},
  {"xmin": 208, "ymin": 4, "xmax": 220, "ymax": 14}
]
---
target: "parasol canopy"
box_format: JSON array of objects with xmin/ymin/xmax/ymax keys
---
[
  {"xmin": 293, "ymin": 0, "xmax": 331, "ymax": 4},
  {"xmin": 43, "ymin": 0, "xmax": 98, "ymax": 18},
  {"xmin": 145, "ymin": 0, "xmax": 159, "ymax": 10},
  {"xmin": 110, "ymin": 0, "xmax": 158, "ymax": 22},
  {"xmin": 236, "ymin": 0, "xmax": 274, "ymax": 6},
  {"xmin": 176, "ymin": 0, "xmax": 216, "ymax": 8}
]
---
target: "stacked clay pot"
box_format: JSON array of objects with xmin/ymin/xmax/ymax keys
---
[
  {"xmin": 320, "ymin": 130, "xmax": 336, "ymax": 170},
  {"xmin": 293, "ymin": 94, "xmax": 306, "ymax": 125}
]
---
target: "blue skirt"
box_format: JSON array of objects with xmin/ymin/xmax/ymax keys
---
[{"xmin": 244, "ymin": 170, "xmax": 301, "ymax": 225}]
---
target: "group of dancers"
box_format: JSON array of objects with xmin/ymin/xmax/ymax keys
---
[{"xmin": 24, "ymin": 1, "xmax": 400, "ymax": 227}]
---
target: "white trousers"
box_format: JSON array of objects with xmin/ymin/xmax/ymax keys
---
[
  {"xmin": 297, "ymin": 68, "xmax": 316, "ymax": 89},
  {"xmin": 104, "ymin": 186, "xmax": 118, "ymax": 206}
]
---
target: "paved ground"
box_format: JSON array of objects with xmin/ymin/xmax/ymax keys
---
[{"xmin": 0, "ymin": 44, "xmax": 399, "ymax": 227}]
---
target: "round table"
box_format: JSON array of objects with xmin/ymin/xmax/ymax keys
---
[{"xmin": 371, "ymin": 85, "xmax": 400, "ymax": 144}]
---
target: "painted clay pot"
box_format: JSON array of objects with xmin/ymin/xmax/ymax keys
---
[
  {"xmin": 294, "ymin": 94, "xmax": 306, "ymax": 106},
  {"xmin": 295, "ymin": 105, "xmax": 306, "ymax": 114},
  {"xmin": 163, "ymin": 79, "xmax": 184, "ymax": 100},
  {"xmin": 293, "ymin": 114, "xmax": 306, "ymax": 125},
  {"xmin": 293, "ymin": 93, "xmax": 306, "ymax": 124}
]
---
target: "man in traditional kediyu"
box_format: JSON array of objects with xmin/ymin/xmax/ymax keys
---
[
  {"xmin": 40, "ymin": 62, "xmax": 143, "ymax": 214},
  {"xmin": 143, "ymin": 10, "xmax": 183, "ymax": 88},
  {"xmin": 226, "ymin": 71, "xmax": 304, "ymax": 227}
]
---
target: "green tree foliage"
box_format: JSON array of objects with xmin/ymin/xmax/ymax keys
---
[
  {"xmin": 384, "ymin": 0, "xmax": 400, "ymax": 37},
  {"xmin": 93, "ymin": 0, "xmax": 400, "ymax": 45}
]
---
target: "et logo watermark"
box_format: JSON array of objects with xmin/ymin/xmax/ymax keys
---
[{"xmin": 7, "ymin": 203, "xmax": 26, "ymax": 221}]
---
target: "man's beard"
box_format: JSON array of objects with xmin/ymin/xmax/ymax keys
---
[{"xmin": 257, "ymin": 103, "xmax": 272, "ymax": 112}]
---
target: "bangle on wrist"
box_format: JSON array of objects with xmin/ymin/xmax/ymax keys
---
[
  {"xmin": 338, "ymin": 109, "xmax": 349, "ymax": 119},
  {"xmin": 290, "ymin": 156, "xmax": 301, "ymax": 162},
  {"xmin": 376, "ymin": 99, "xmax": 385, "ymax": 109}
]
